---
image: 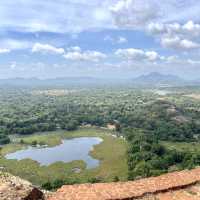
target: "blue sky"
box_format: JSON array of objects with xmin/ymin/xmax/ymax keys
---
[{"xmin": 1, "ymin": 0, "xmax": 200, "ymax": 79}]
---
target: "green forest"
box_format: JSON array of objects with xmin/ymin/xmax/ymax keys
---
[{"xmin": 1, "ymin": 86, "xmax": 200, "ymax": 188}]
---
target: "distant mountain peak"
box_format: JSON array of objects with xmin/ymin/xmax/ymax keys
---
[{"xmin": 132, "ymin": 72, "xmax": 185, "ymax": 86}]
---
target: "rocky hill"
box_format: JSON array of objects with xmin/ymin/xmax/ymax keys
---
[
  {"xmin": 2, "ymin": 168, "xmax": 200, "ymax": 200},
  {"xmin": 0, "ymin": 171, "xmax": 51, "ymax": 200},
  {"xmin": 49, "ymin": 168, "xmax": 200, "ymax": 200},
  {"xmin": 132, "ymin": 72, "xmax": 188, "ymax": 86}
]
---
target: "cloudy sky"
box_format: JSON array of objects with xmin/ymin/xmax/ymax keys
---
[{"xmin": 1, "ymin": 0, "xmax": 200, "ymax": 79}]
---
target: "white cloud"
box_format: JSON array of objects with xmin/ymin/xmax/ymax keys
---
[
  {"xmin": 115, "ymin": 48, "xmax": 160, "ymax": 61},
  {"xmin": 110, "ymin": 0, "xmax": 158, "ymax": 28},
  {"xmin": 147, "ymin": 23, "xmax": 166, "ymax": 34},
  {"xmin": 182, "ymin": 21, "xmax": 200, "ymax": 36},
  {"xmin": 32, "ymin": 43, "xmax": 65, "ymax": 54},
  {"xmin": 147, "ymin": 21, "xmax": 200, "ymax": 50},
  {"xmin": 114, "ymin": 47, "xmax": 200, "ymax": 66},
  {"xmin": 166, "ymin": 55, "xmax": 179, "ymax": 63},
  {"xmin": 145, "ymin": 51, "xmax": 159, "ymax": 61},
  {"xmin": 187, "ymin": 59, "xmax": 200, "ymax": 65},
  {"xmin": 161, "ymin": 36, "xmax": 200, "ymax": 50},
  {"xmin": 0, "ymin": 48, "xmax": 10, "ymax": 54},
  {"xmin": 168, "ymin": 56, "xmax": 198, "ymax": 66},
  {"xmin": 147, "ymin": 21, "xmax": 200, "ymax": 37},
  {"xmin": 104, "ymin": 35, "xmax": 128, "ymax": 44},
  {"xmin": 147, "ymin": 22, "xmax": 181, "ymax": 35},
  {"xmin": 0, "ymin": 0, "xmax": 114, "ymax": 33},
  {"xmin": 116, "ymin": 48, "xmax": 144, "ymax": 59},
  {"xmin": 165, "ymin": 55, "xmax": 200, "ymax": 66},
  {"xmin": 0, "ymin": 39, "xmax": 31, "ymax": 50},
  {"xmin": 180, "ymin": 39, "xmax": 200, "ymax": 49},
  {"xmin": 9, "ymin": 42, "xmax": 106, "ymax": 63},
  {"xmin": 67, "ymin": 46, "xmax": 81, "ymax": 52},
  {"xmin": 63, "ymin": 47, "xmax": 106, "ymax": 62},
  {"xmin": 10, "ymin": 62, "xmax": 17, "ymax": 69},
  {"xmin": 117, "ymin": 37, "xmax": 128, "ymax": 44},
  {"xmin": 104, "ymin": 35, "xmax": 113, "ymax": 42},
  {"xmin": 110, "ymin": 1, "xmax": 200, "ymax": 30},
  {"xmin": 0, "ymin": 0, "xmax": 200, "ymax": 34}
]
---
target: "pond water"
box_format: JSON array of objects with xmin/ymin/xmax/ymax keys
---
[{"xmin": 5, "ymin": 137, "xmax": 103, "ymax": 169}]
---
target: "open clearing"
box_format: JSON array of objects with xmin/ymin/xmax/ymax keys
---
[
  {"xmin": 161, "ymin": 141, "xmax": 200, "ymax": 153},
  {"xmin": 184, "ymin": 94, "xmax": 200, "ymax": 100}
]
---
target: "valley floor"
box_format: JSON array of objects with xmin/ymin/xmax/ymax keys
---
[{"xmin": 0, "ymin": 127, "xmax": 128, "ymax": 186}]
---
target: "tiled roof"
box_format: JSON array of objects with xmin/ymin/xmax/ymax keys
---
[{"xmin": 48, "ymin": 168, "xmax": 200, "ymax": 200}]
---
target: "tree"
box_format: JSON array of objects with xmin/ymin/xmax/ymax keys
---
[
  {"xmin": 113, "ymin": 176, "xmax": 120, "ymax": 182},
  {"xmin": 31, "ymin": 140, "xmax": 37, "ymax": 146}
]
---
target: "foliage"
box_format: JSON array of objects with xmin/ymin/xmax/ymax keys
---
[
  {"xmin": 1, "ymin": 86, "xmax": 200, "ymax": 187},
  {"xmin": 125, "ymin": 128, "xmax": 200, "ymax": 180},
  {"xmin": 42, "ymin": 178, "xmax": 80, "ymax": 190}
]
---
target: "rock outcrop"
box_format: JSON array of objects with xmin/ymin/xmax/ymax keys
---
[
  {"xmin": 0, "ymin": 172, "xmax": 48, "ymax": 200},
  {"xmin": 2, "ymin": 168, "xmax": 200, "ymax": 200},
  {"xmin": 48, "ymin": 168, "xmax": 200, "ymax": 200}
]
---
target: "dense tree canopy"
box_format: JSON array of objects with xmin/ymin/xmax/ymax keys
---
[{"xmin": 1, "ymin": 86, "xmax": 200, "ymax": 180}]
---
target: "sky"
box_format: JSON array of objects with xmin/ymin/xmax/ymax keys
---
[{"xmin": 1, "ymin": 0, "xmax": 200, "ymax": 79}]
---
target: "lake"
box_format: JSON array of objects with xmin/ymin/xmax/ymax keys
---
[{"xmin": 5, "ymin": 137, "xmax": 103, "ymax": 169}]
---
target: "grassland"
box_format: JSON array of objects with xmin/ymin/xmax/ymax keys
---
[{"xmin": 0, "ymin": 127, "xmax": 128, "ymax": 186}]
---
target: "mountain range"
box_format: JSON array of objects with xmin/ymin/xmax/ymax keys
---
[
  {"xmin": 0, "ymin": 73, "xmax": 198, "ymax": 87},
  {"xmin": 132, "ymin": 72, "xmax": 188, "ymax": 86}
]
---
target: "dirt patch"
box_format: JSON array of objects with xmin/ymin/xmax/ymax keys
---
[{"xmin": 185, "ymin": 94, "xmax": 200, "ymax": 100}]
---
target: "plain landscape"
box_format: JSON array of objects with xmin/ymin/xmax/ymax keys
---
[
  {"xmin": 1, "ymin": 1, "xmax": 200, "ymax": 199},
  {"xmin": 1, "ymin": 76, "xmax": 200, "ymax": 191}
]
